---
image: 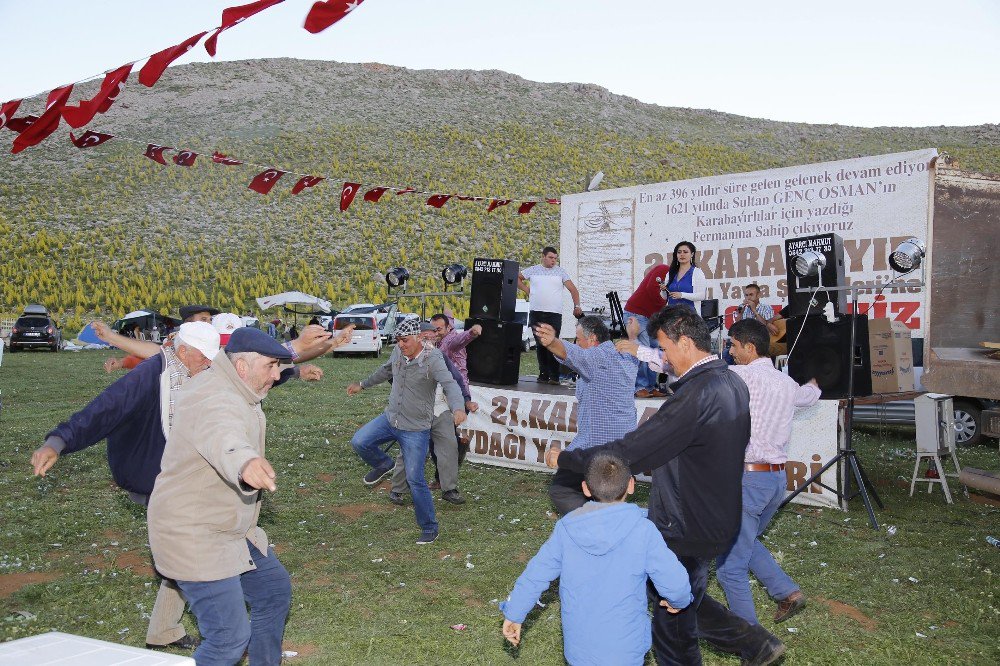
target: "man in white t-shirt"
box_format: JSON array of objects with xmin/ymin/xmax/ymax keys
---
[{"xmin": 518, "ymin": 246, "xmax": 583, "ymax": 384}]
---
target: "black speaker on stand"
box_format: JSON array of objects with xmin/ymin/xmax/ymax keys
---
[
  {"xmin": 469, "ymin": 258, "xmax": 519, "ymax": 321},
  {"xmin": 466, "ymin": 318, "xmax": 523, "ymax": 385},
  {"xmin": 786, "ymin": 314, "xmax": 872, "ymax": 399},
  {"xmin": 784, "ymin": 233, "xmax": 847, "ymax": 317}
]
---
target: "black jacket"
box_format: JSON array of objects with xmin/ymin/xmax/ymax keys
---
[{"xmin": 559, "ymin": 357, "xmax": 749, "ymax": 558}]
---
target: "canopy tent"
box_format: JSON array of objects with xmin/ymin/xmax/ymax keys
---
[
  {"xmin": 111, "ymin": 310, "xmax": 179, "ymax": 334},
  {"xmin": 255, "ymin": 291, "xmax": 333, "ymax": 315}
]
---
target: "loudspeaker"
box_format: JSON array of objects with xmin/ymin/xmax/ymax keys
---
[
  {"xmin": 469, "ymin": 258, "xmax": 519, "ymax": 321},
  {"xmin": 786, "ymin": 314, "xmax": 872, "ymax": 399},
  {"xmin": 700, "ymin": 299, "xmax": 720, "ymax": 332},
  {"xmin": 466, "ymin": 318, "xmax": 523, "ymax": 385},
  {"xmin": 784, "ymin": 233, "xmax": 848, "ymax": 317}
]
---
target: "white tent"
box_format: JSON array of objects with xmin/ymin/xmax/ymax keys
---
[{"xmin": 255, "ymin": 291, "xmax": 333, "ymax": 313}]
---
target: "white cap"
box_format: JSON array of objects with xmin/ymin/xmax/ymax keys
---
[
  {"xmin": 212, "ymin": 312, "xmax": 245, "ymax": 345},
  {"xmin": 175, "ymin": 321, "xmax": 221, "ymax": 360}
]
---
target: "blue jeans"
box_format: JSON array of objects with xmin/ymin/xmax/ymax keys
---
[
  {"xmin": 176, "ymin": 541, "xmax": 291, "ymax": 666},
  {"xmin": 351, "ymin": 413, "xmax": 437, "ymax": 533},
  {"xmin": 624, "ymin": 311, "xmax": 658, "ymax": 390},
  {"xmin": 716, "ymin": 471, "xmax": 799, "ymax": 624}
]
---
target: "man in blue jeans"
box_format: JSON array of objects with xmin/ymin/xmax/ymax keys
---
[{"xmin": 347, "ymin": 318, "xmax": 467, "ymax": 544}]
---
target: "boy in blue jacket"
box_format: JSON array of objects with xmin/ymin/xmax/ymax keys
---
[{"xmin": 500, "ymin": 453, "xmax": 692, "ymax": 665}]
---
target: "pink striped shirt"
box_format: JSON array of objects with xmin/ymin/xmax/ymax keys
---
[{"xmin": 729, "ymin": 358, "xmax": 821, "ymax": 464}]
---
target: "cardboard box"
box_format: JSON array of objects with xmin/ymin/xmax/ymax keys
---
[{"xmin": 868, "ymin": 318, "xmax": 915, "ymax": 393}]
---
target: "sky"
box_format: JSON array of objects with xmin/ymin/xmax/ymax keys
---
[{"xmin": 1, "ymin": 0, "xmax": 998, "ymax": 127}]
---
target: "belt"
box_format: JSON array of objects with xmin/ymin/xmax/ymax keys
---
[{"xmin": 745, "ymin": 463, "xmax": 785, "ymax": 472}]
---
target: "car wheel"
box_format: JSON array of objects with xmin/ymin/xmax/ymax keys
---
[{"xmin": 953, "ymin": 400, "xmax": 983, "ymax": 447}]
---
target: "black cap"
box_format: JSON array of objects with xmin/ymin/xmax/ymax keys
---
[
  {"xmin": 225, "ymin": 327, "xmax": 293, "ymax": 361},
  {"xmin": 179, "ymin": 304, "xmax": 221, "ymax": 321}
]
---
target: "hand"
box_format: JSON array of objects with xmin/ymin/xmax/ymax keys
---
[
  {"xmin": 91, "ymin": 320, "xmax": 113, "ymax": 342},
  {"xmin": 240, "ymin": 457, "xmax": 277, "ymax": 492},
  {"xmin": 298, "ymin": 364, "xmax": 323, "ymax": 381},
  {"xmin": 545, "ymin": 444, "xmax": 561, "ymax": 469},
  {"xmin": 453, "ymin": 409, "xmax": 467, "ymax": 426},
  {"xmin": 533, "ymin": 323, "xmax": 557, "ymax": 348},
  {"xmin": 626, "ymin": 316, "xmax": 641, "ymax": 341},
  {"xmin": 668, "ymin": 291, "xmax": 682, "ymax": 300},
  {"xmin": 465, "ymin": 400, "xmax": 479, "ymax": 413},
  {"xmin": 502, "ymin": 619, "xmax": 522, "ymax": 646},
  {"xmin": 615, "ymin": 340, "xmax": 639, "ymax": 357},
  {"xmin": 31, "ymin": 445, "xmax": 59, "ymax": 477},
  {"xmin": 659, "ymin": 599, "xmax": 682, "ymax": 614},
  {"xmin": 469, "ymin": 324, "xmax": 482, "ymax": 338},
  {"xmin": 572, "ymin": 305, "xmax": 583, "ymax": 318},
  {"xmin": 347, "ymin": 382, "xmax": 363, "ymax": 395},
  {"xmin": 807, "ymin": 378, "xmax": 819, "ymax": 388},
  {"xmin": 103, "ymin": 357, "xmax": 124, "ymax": 373},
  {"xmin": 332, "ymin": 325, "xmax": 355, "ymax": 349},
  {"xmin": 298, "ymin": 324, "xmax": 332, "ymax": 348}
]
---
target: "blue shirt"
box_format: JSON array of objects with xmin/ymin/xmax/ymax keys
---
[{"xmin": 562, "ymin": 340, "xmax": 640, "ymax": 450}]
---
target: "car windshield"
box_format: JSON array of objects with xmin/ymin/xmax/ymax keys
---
[
  {"xmin": 17, "ymin": 317, "xmax": 49, "ymax": 327},
  {"xmin": 336, "ymin": 316, "xmax": 375, "ymax": 330}
]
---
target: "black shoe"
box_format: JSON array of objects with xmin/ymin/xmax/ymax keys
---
[
  {"xmin": 741, "ymin": 635, "xmax": 786, "ymax": 666},
  {"xmin": 363, "ymin": 461, "xmax": 394, "ymax": 486},
  {"xmin": 146, "ymin": 634, "xmax": 200, "ymax": 651},
  {"xmin": 537, "ymin": 374, "xmax": 551, "ymax": 383},
  {"xmin": 388, "ymin": 491, "xmax": 407, "ymax": 505},
  {"xmin": 416, "ymin": 529, "xmax": 439, "ymax": 545},
  {"xmin": 442, "ymin": 490, "xmax": 466, "ymax": 505}
]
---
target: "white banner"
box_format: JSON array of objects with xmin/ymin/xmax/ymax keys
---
[
  {"xmin": 559, "ymin": 149, "xmax": 937, "ymax": 338},
  {"xmin": 439, "ymin": 385, "xmax": 843, "ymax": 509}
]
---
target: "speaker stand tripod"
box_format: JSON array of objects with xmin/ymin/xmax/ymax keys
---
[{"xmin": 779, "ymin": 289, "xmax": 884, "ymax": 529}]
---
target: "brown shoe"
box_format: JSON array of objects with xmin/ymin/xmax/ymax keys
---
[
  {"xmin": 428, "ymin": 480, "xmax": 441, "ymax": 490},
  {"xmin": 635, "ymin": 389, "xmax": 653, "ymax": 398},
  {"xmin": 774, "ymin": 590, "xmax": 806, "ymax": 623}
]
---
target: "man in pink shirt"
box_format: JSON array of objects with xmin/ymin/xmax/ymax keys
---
[
  {"xmin": 721, "ymin": 319, "xmax": 820, "ymax": 626},
  {"xmin": 431, "ymin": 307, "xmax": 481, "ymax": 392}
]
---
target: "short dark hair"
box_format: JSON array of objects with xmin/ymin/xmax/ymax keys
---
[
  {"xmin": 729, "ymin": 319, "xmax": 769, "ymax": 358},
  {"xmin": 542, "ymin": 246, "xmax": 558, "ymax": 256},
  {"xmin": 576, "ymin": 315, "xmax": 610, "ymax": 343},
  {"xmin": 744, "ymin": 283, "xmax": 761, "ymax": 293},
  {"xmin": 430, "ymin": 313, "xmax": 449, "ymax": 325},
  {"xmin": 647, "ymin": 305, "xmax": 711, "ymax": 352},
  {"xmin": 585, "ymin": 453, "xmax": 632, "ymax": 502}
]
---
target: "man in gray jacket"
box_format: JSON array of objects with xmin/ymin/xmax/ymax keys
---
[{"xmin": 348, "ymin": 318, "xmax": 467, "ymax": 544}]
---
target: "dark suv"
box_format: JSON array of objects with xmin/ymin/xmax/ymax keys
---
[{"xmin": 9, "ymin": 314, "xmax": 62, "ymax": 352}]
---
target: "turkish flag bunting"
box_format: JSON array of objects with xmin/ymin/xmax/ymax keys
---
[
  {"xmin": 304, "ymin": 0, "xmax": 365, "ymax": 34},
  {"xmin": 144, "ymin": 144, "xmax": 172, "ymax": 165},
  {"xmin": 249, "ymin": 168, "xmax": 286, "ymax": 194},
  {"xmin": 139, "ymin": 32, "xmax": 208, "ymax": 87},
  {"xmin": 205, "ymin": 0, "xmax": 285, "ymax": 56},
  {"xmin": 12, "ymin": 84, "xmax": 74, "ymax": 154},
  {"xmin": 70, "ymin": 130, "xmax": 114, "ymax": 148},
  {"xmin": 0, "ymin": 100, "xmax": 21, "ymax": 130},
  {"xmin": 340, "ymin": 182, "xmax": 361, "ymax": 211},
  {"xmin": 456, "ymin": 195, "xmax": 480, "ymax": 201},
  {"xmin": 212, "ymin": 151, "xmax": 243, "ymax": 165},
  {"xmin": 291, "ymin": 175, "xmax": 324, "ymax": 194},
  {"xmin": 546, "ymin": 198, "xmax": 560, "ymax": 205},
  {"xmin": 62, "ymin": 64, "xmax": 132, "ymax": 128},
  {"xmin": 363, "ymin": 186, "xmax": 388, "ymax": 202},
  {"xmin": 395, "ymin": 187, "xmax": 416, "ymax": 195},
  {"xmin": 426, "ymin": 194, "xmax": 452, "ymax": 208},
  {"xmin": 173, "ymin": 150, "xmax": 198, "ymax": 167},
  {"xmin": 487, "ymin": 199, "xmax": 511, "ymax": 213},
  {"xmin": 4, "ymin": 115, "xmax": 37, "ymax": 133},
  {"xmin": 518, "ymin": 202, "xmax": 537, "ymax": 215}
]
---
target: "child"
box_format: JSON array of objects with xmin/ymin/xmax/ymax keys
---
[{"xmin": 500, "ymin": 453, "xmax": 692, "ymax": 665}]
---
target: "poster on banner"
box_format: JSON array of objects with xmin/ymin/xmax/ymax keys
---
[
  {"xmin": 559, "ymin": 149, "xmax": 937, "ymax": 338},
  {"xmin": 438, "ymin": 384, "xmax": 843, "ymax": 509}
]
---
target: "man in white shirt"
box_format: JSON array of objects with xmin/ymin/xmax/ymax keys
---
[{"xmin": 517, "ymin": 246, "xmax": 583, "ymax": 384}]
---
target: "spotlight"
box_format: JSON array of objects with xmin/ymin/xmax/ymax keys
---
[
  {"xmin": 385, "ymin": 267, "xmax": 410, "ymax": 290},
  {"xmin": 793, "ymin": 250, "xmax": 827, "ymax": 277},
  {"xmin": 441, "ymin": 263, "xmax": 468, "ymax": 285},
  {"xmin": 888, "ymin": 238, "xmax": 925, "ymax": 273}
]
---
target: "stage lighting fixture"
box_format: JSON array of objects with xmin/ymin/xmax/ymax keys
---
[
  {"xmin": 793, "ymin": 250, "xmax": 827, "ymax": 278},
  {"xmin": 441, "ymin": 263, "xmax": 468, "ymax": 285},
  {"xmin": 888, "ymin": 238, "xmax": 925, "ymax": 273},
  {"xmin": 385, "ymin": 267, "xmax": 410, "ymax": 290}
]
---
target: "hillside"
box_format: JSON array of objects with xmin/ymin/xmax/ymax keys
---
[{"xmin": 1, "ymin": 58, "xmax": 998, "ymax": 331}]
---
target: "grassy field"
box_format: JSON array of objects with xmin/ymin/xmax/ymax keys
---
[{"xmin": 1, "ymin": 348, "xmax": 998, "ymax": 664}]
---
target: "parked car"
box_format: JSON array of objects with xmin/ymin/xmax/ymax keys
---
[
  {"xmin": 332, "ymin": 313, "xmax": 382, "ymax": 357},
  {"xmin": 9, "ymin": 313, "xmax": 62, "ymax": 352},
  {"xmin": 342, "ymin": 302, "xmax": 404, "ymax": 343}
]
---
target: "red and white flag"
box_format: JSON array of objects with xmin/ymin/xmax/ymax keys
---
[
  {"xmin": 62, "ymin": 64, "xmax": 132, "ymax": 128},
  {"xmin": 139, "ymin": 32, "xmax": 208, "ymax": 87},
  {"xmin": 546, "ymin": 198, "xmax": 560, "ymax": 205},
  {"xmin": 517, "ymin": 202, "xmax": 537, "ymax": 215},
  {"xmin": 304, "ymin": 0, "xmax": 365, "ymax": 34},
  {"xmin": 340, "ymin": 181, "xmax": 361, "ymax": 211},
  {"xmin": 4, "ymin": 115, "xmax": 38, "ymax": 133},
  {"xmin": 248, "ymin": 168, "xmax": 286, "ymax": 194},
  {"xmin": 363, "ymin": 186, "xmax": 388, "ymax": 202},
  {"xmin": 205, "ymin": 0, "xmax": 286, "ymax": 56},
  {"xmin": 144, "ymin": 144, "xmax": 172, "ymax": 165},
  {"xmin": 12, "ymin": 84, "xmax": 74, "ymax": 153},
  {"xmin": 212, "ymin": 151, "xmax": 243, "ymax": 165},
  {"xmin": 487, "ymin": 199, "xmax": 511, "ymax": 213},
  {"xmin": 291, "ymin": 175, "xmax": 324, "ymax": 194},
  {"xmin": 0, "ymin": 100, "xmax": 21, "ymax": 130},
  {"xmin": 173, "ymin": 150, "xmax": 198, "ymax": 167},
  {"xmin": 69, "ymin": 130, "xmax": 114, "ymax": 148},
  {"xmin": 426, "ymin": 194, "xmax": 452, "ymax": 208},
  {"xmin": 395, "ymin": 187, "xmax": 416, "ymax": 196}
]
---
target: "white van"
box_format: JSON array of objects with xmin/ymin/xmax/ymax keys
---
[
  {"xmin": 332, "ymin": 313, "xmax": 383, "ymax": 357},
  {"xmin": 512, "ymin": 299, "xmax": 535, "ymax": 351}
]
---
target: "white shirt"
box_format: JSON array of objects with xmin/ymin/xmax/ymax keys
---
[{"xmin": 522, "ymin": 264, "xmax": 570, "ymax": 314}]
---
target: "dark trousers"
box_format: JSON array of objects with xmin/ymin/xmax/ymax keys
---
[
  {"xmin": 548, "ymin": 467, "xmax": 588, "ymax": 516},
  {"xmin": 529, "ymin": 310, "xmax": 563, "ymax": 380},
  {"xmin": 651, "ymin": 555, "xmax": 775, "ymax": 665}
]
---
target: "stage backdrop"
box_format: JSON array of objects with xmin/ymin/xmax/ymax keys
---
[
  {"xmin": 438, "ymin": 385, "xmax": 843, "ymax": 509},
  {"xmin": 559, "ymin": 149, "xmax": 937, "ymax": 338}
]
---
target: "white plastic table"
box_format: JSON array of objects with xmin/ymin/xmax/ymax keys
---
[{"xmin": 0, "ymin": 631, "xmax": 194, "ymax": 665}]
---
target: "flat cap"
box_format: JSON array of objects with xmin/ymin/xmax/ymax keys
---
[
  {"xmin": 226, "ymin": 327, "xmax": 293, "ymax": 361},
  {"xmin": 395, "ymin": 318, "xmax": 422, "ymax": 340},
  {"xmin": 179, "ymin": 304, "xmax": 221, "ymax": 321}
]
